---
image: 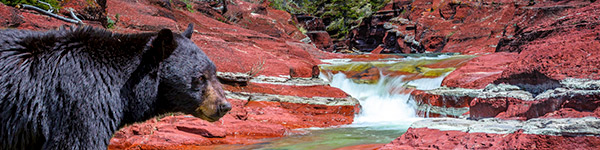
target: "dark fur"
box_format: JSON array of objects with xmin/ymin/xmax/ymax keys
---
[{"xmin": 0, "ymin": 24, "xmax": 230, "ymax": 149}]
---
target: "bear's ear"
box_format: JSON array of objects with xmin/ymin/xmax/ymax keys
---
[
  {"xmin": 150, "ymin": 29, "xmax": 177, "ymax": 62},
  {"xmin": 183, "ymin": 23, "xmax": 194, "ymax": 39}
]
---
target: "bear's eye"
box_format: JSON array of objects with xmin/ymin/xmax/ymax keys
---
[{"xmin": 191, "ymin": 75, "xmax": 205, "ymax": 91}]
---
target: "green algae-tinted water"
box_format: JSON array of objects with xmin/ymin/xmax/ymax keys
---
[
  {"xmin": 212, "ymin": 122, "xmax": 412, "ymax": 150},
  {"xmin": 213, "ymin": 54, "xmax": 469, "ymax": 150}
]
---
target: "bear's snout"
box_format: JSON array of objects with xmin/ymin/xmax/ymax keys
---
[
  {"xmin": 218, "ymin": 102, "xmax": 232, "ymax": 116},
  {"xmin": 193, "ymin": 78, "xmax": 231, "ymax": 122}
]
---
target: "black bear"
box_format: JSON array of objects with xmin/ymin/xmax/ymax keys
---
[{"xmin": 0, "ymin": 24, "xmax": 231, "ymax": 149}]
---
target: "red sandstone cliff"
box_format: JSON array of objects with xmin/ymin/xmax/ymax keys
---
[
  {"xmin": 2, "ymin": 0, "xmax": 600, "ymax": 149},
  {"xmin": 370, "ymin": 0, "xmax": 600, "ymax": 149},
  {"xmin": 0, "ymin": 0, "xmax": 360, "ymax": 148}
]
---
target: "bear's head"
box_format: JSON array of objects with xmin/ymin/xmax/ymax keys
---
[{"xmin": 150, "ymin": 24, "xmax": 231, "ymax": 122}]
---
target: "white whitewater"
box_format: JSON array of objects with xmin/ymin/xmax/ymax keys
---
[
  {"xmin": 329, "ymin": 73, "xmax": 417, "ymax": 124},
  {"xmin": 323, "ymin": 66, "xmax": 450, "ymax": 127},
  {"xmin": 223, "ymin": 56, "xmax": 461, "ymax": 150}
]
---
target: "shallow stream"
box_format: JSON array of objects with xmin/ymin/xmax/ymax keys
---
[{"xmin": 215, "ymin": 54, "xmax": 472, "ymax": 150}]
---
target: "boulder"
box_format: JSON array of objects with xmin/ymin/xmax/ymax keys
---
[{"xmin": 295, "ymin": 14, "xmax": 335, "ymax": 52}]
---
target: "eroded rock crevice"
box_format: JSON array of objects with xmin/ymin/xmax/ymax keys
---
[
  {"xmin": 492, "ymin": 70, "xmax": 561, "ymax": 97},
  {"xmin": 412, "ymin": 77, "xmax": 600, "ymax": 120}
]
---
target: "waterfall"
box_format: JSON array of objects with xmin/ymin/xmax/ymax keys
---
[
  {"xmin": 225, "ymin": 55, "xmax": 469, "ymax": 149},
  {"xmin": 321, "ymin": 55, "xmax": 459, "ymax": 126},
  {"xmin": 329, "ymin": 73, "xmax": 417, "ymax": 124},
  {"xmin": 326, "ymin": 72, "xmax": 447, "ymax": 126}
]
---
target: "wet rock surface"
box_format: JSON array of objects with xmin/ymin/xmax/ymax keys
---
[
  {"xmin": 381, "ymin": 117, "xmax": 600, "ymax": 149},
  {"xmin": 411, "ymin": 117, "xmax": 600, "ymax": 136},
  {"xmin": 417, "ymin": 78, "xmax": 600, "ymax": 120},
  {"xmin": 2, "ymin": 0, "xmax": 600, "ymax": 148},
  {"xmin": 319, "ymin": 54, "xmax": 475, "ymax": 84},
  {"xmin": 109, "ymin": 98, "xmax": 357, "ymax": 149},
  {"xmin": 398, "ymin": 72, "xmax": 600, "ymax": 148},
  {"xmin": 377, "ymin": 0, "xmax": 600, "ymax": 148},
  {"xmin": 0, "ymin": 0, "xmax": 361, "ymax": 148}
]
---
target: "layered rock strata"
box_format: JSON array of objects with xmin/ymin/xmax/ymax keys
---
[
  {"xmin": 0, "ymin": 0, "xmax": 363, "ymax": 148},
  {"xmin": 378, "ymin": 0, "xmax": 600, "ymax": 148},
  {"xmin": 412, "ymin": 78, "xmax": 600, "ymax": 120},
  {"xmin": 109, "ymin": 74, "xmax": 360, "ymax": 149},
  {"xmin": 103, "ymin": 0, "xmax": 365, "ymax": 147},
  {"xmin": 381, "ymin": 117, "xmax": 600, "ymax": 149}
]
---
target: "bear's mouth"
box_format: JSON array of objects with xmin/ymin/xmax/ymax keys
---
[
  {"xmin": 193, "ymin": 107, "xmax": 223, "ymax": 122},
  {"xmin": 193, "ymin": 112, "xmax": 218, "ymax": 122}
]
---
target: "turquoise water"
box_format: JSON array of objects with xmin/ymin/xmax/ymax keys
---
[
  {"xmin": 215, "ymin": 55, "xmax": 459, "ymax": 149},
  {"xmin": 212, "ymin": 122, "xmax": 411, "ymax": 150}
]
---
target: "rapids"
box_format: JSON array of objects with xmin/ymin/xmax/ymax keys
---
[{"xmin": 214, "ymin": 54, "xmax": 472, "ymax": 149}]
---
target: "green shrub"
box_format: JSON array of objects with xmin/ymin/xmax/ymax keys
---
[
  {"xmin": 182, "ymin": 0, "xmax": 194, "ymax": 12},
  {"xmin": 106, "ymin": 14, "xmax": 119, "ymax": 29},
  {"xmin": 268, "ymin": 0, "xmax": 390, "ymax": 40}
]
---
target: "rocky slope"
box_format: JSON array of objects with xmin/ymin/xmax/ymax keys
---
[
  {"xmin": 0, "ymin": 0, "xmax": 364, "ymax": 148},
  {"xmin": 105, "ymin": 0, "xmax": 366, "ymax": 148},
  {"xmin": 2, "ymin": 0, "xmax": 600, "ymax": 149},
  {"xmin": 374, "ymin": 0, "xmax": 600, "ymax": 149},
  {"xmin": 381, "ymin": 117, "xmax": 600, "ymax": 149}
]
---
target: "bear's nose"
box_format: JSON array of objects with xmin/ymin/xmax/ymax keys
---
[{"xmin": 218, "ymin": 102, "xmax": 231, "ymax": 115}]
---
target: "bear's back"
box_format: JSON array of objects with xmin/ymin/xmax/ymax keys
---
[
  {"xmin": 0, "ymin": 27, "xmax": 153, "ymax": 150},
  {"xmin": 0, "ymin": 29, "xmax": 50, "ymax": 150}
]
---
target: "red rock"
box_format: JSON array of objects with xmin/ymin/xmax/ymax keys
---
[
  {"xmin": 209, "ymin": 40, "xmax": 318, "ymax": 77},
  {"xmin": 109, "ymin": 99, "xmax": 356, "ymax": 148},
  {"xmin": 106, "ymin": 0, "xmax": 178, "ymax": 31},
  {"xmin": 104, "ymin": 1, "xmax": 358, "ymax": 147},
  {"xmin": 192, "ymin": 0, "xmax": 228, "ymax": 21},
  {"xmin": 381, "ymin": 31, "xmax": 402, "ymax": 53},
  {"xmin": 0, "ymin": 2, "xmax": 106, "ymax": 30},
  {"xmin": 175, "ymin": 11, "xmax": 323, "ymax": 78},
  {"xmin": 398, "ymin": 38, "xmax": 412, "ymax": 54},
  {"xmin": 223, "ymin": 83, "xmax": 349, "ymax": 98},
  {"xmin": 223, "ymin": 120, "xmax": 287, "ymax": 137},
  {"xmin": 334, "ymin": 143, "xmax": 386, "ymax": 150},
  {"xmin": 469, "ymin": 94, "xmax": 600, "ymax": 120},
  {"xmin": 411, "ymin": 90, "xmax": 472, "ymax": 108},
  {"xmin": 496, "ymin": 1, "xmax": 600, "ymax": 81},
  {"xmin": 421, "ymin": 56, "xmax": 474, "ymax": 69},
  {"xmin": 1, "ymin": 0, "xmax": 359, "ymax": 149},
  {"xmin": 541, "ymin": 108, "xmax": 600, "ymax": 119},
  {"xmin": 338, "ymin": 54, "xmax": 404, "ymax": 62},
  {"xmin": 17, "ymin": 12, "xmax": 75, "ymax": 30},
  {"xmin": 347, "ymin": 0, "xmax": 518, "ymax": 54},
  {"xmin": 411, "ymin": 90, "xmax": 472, "ymax": 118},
  {"xmin": 347, "ymin": 18, "xmax": 386, "ymax": 52},
  {"xmin": 306, "ymin": 31, "xmax": 334, "ymax": 52},
  {"xmin": 442, "ymin": 52, "xmax": 518, "ymax": 89},
  {"xmin": 223, "ymin": 0, "xmax": 305, "ymax": 41},
  {"xmin": 371, "ymin": 45, "xmax": 384, "ymax": 54},
  {"xmin": 59, "ymin": 0, "xmax": 106, "ymax": 23},
  {"xmin": 380, "ymin": 128, "xmax": 600, "ymax": 149},
  {"xmin": 294, "ymin": 14, "xmax": 326, "ymax": 31},
  {"xmin": 350, "ymin": 66, "xmax": 381, "ymax": 84},
  {"xmin": 175, "ymin": 124, "xmax": 227, "ymax": 138},
  {"xmin": 503, "ymin": 95, "xmax": 600, "ymax": 120},
  {"xmin": 346, "ymin": 0, "xmax": 597, "ymax": 55},
  {"xmin": 294, "ymin": 14, "xmax": 335, "ymax": 52},
  {"xmin": 469, "ymin": 97, "xmax": 509, "ymax": 119},
  {"xmin": 0, "ymin": 4, "xmax": 24, "ymax": 27},
  {"xmin": 242, "ymin": 100, "xmax": 356, "ymax": 128},
  {"xmin": 142, "ymin": 5, "xmax": 326, "ymax": 78}
]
